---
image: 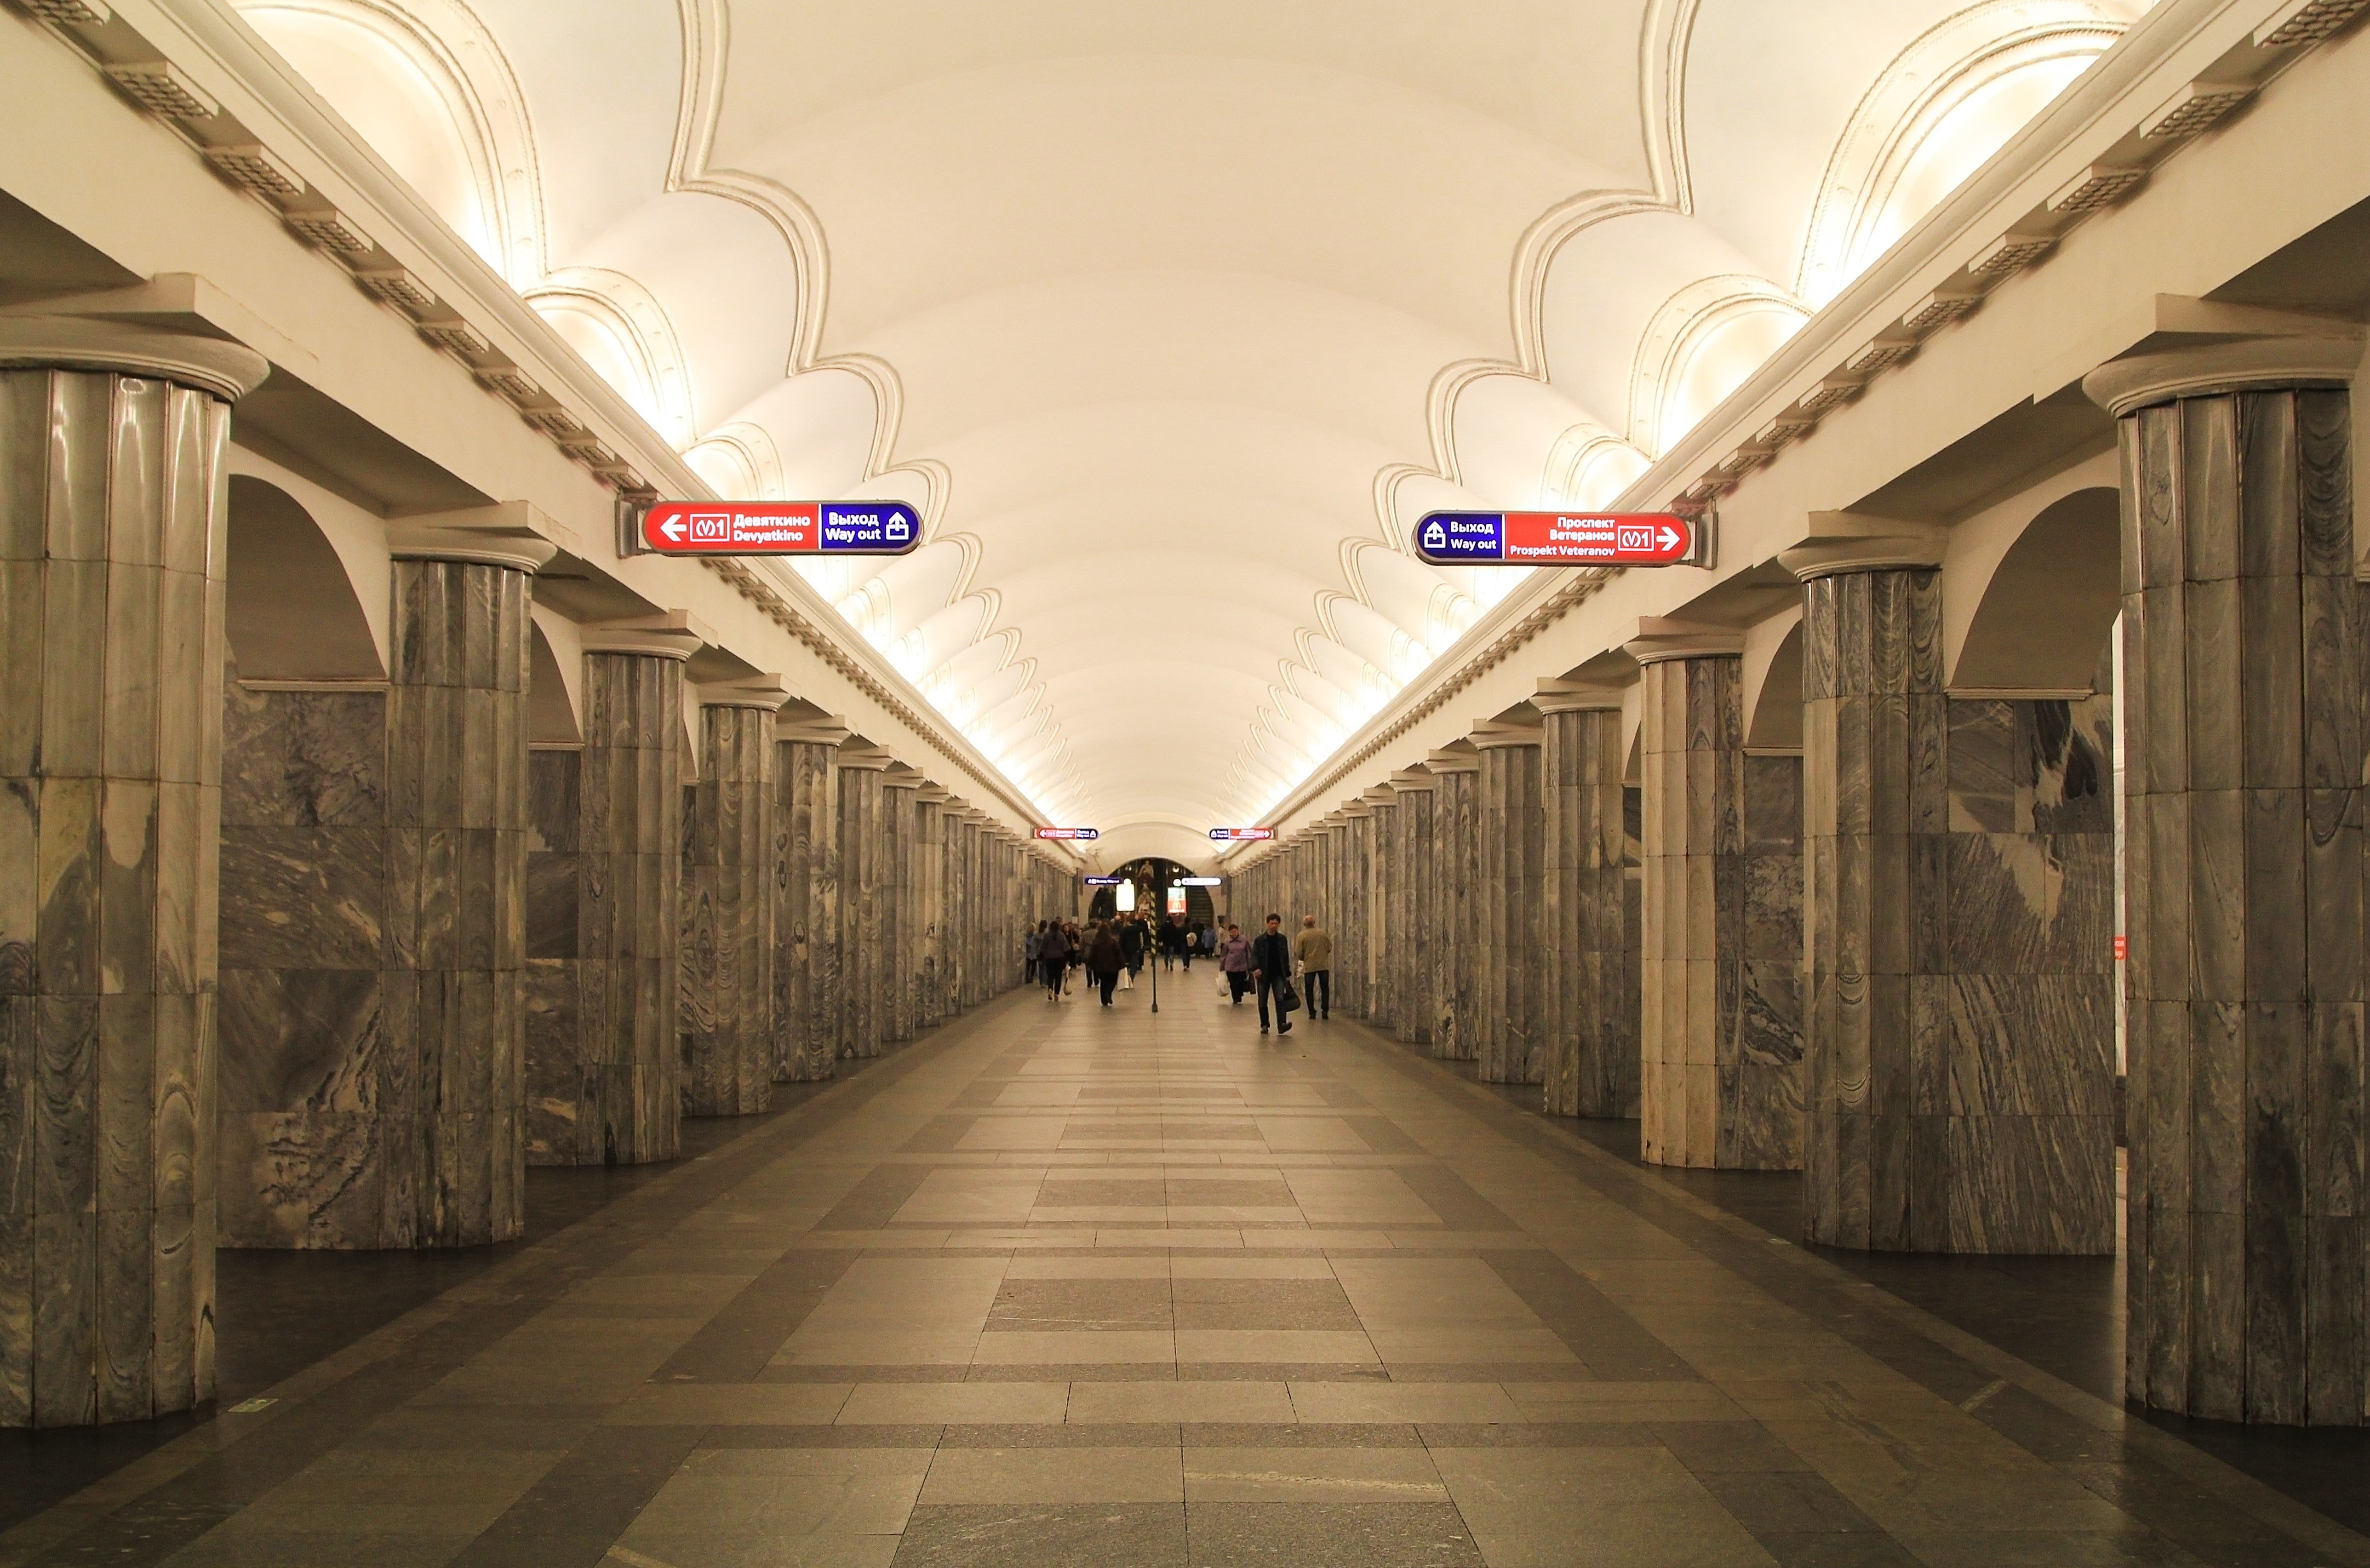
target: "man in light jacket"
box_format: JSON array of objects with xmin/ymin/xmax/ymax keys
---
[{"xmin": 1294, "ymin": 914, "xmax": 1332, "ymax": 1021}]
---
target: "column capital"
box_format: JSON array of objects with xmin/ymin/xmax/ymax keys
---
[
  {"xmin": 1777, "ymin": 513, "xmax": 1944, "ymax": 582},
  {"xmin": 1340, "ymin": 800, "xmax": 1372, "ymax": 818},
  {"xmin": 1388, "ymin": 766, "xmax": 1435, "ymax": 792},
  {"xmin": 916, "ymin": 785, "xmax": 953, "ymax": 805},
  {"xmin": 0, "ymin": 314, "xmax": 269, "ymax": 401},
  {"xmin": 386, "ymin": 501, "xmax": 562, "ymax": 573},
  {"xmin": 1533, "ymin": 677, "xmax": 1626, "ymax": 714},
  {"xmin": 882, "ymin": 765, "xmax": 926, "ymax": 792},
  {"xmin": 697, "ymin": 674, "xmax": 792, "ymax": 711},
  {"xmin": 1425, "ymin": 748, "xmax": 1482, "ymax": 774},
  {"xmin": 777, "ymin": 714, "xmax": 853, "ymax": 746},
  {"xmin": 2083, "ymin": 332, "xmax": 2363, "ymax": 417},
  {"xmin": 1360, "ymin": 786, "xmax": 1397, "ymax": 807},
  {"xmin": 1624, "ymin": 617, "xmax": 1747, "ymax": 664},
  {"xmin": 580, "ymin": 611, "xmax": 704, "ymax": 661},
  {"xmin": 1471, "ymin": 722, "xmax": 1544, "ymax": 750},
  {"xmin": 836, "ymin": 744, "xmax": 895, "ymax": 772}
]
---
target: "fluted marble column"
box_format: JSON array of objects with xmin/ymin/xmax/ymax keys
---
[
  {"xmin": 527, "ymin": 622, "xmax": 694, "ymax": 1166},
  {"xmin": 880, "ymin": 768, "xmax": 922, "ymax": 1044},
  {"xmin": 772, "ymin": 717, "xmax": 845, "ymax": 1082},
  {"xmin": 1425, "ymin": 750, "xmax": 1480, "ymax": 1059},
  {"xmin": 916, "ymin": 787, "xmax": 948, "ymax": 1031},
  {"xmin": 1362, "ymin": 787, "xmax": 1399, "ymax": 1030},
  {"xmin": 1474, "ymin": 726, "xmax": 1545, "ymax": 1085},
  {"xmin": 1389, "ymin": 773, "xmax": 1436, "ymax": 1044},
  {"xmin": 219, "ymin": 522, "xmax": 549, "ymax": 1251},
  {"xmin": 681, "ymin": 680, "xmax": 787, "ymax": 1117},
  {"xmin": 0, "ymin": 326, "xmax": 265, "ymax": 1424},
  {"xmin": 1538, "ymin": 681, "xmax": 1637, "ymax": 1118},
  {"xmin": 836, "ymin": 745, "xmax": 891, "ymax": 1060},
  {"xmin": 942, "ymin": 800, "xmax": 971, "ymax": 1014},
  {"xmin": 1633, "ymin": 621, "xmax": 1804, "ymax": 1169},
  {"xmin": 1339, "ymin": 801, "xmax": 1371, "ymax": 1019},
  {"xmin": 2090, "ymin": 344, "xmax": 2365, "ymax": 1423}
]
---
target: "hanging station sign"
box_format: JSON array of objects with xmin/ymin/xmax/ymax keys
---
[
  {"xmin": 1036, "ymin": 827, "xmax": 1099, "ymax": 841},
  {"xmin": 1082, "ymin": 875, "xmax": 1126, "ymax": 886},
  {"xmin": 1208, "ymin": 828, "xmax": 1273, "ymax": 841},
  {"xmin": 1179, "ymin": 876, "xmax": 1223, "ymax": 887},
  {"xmin": 1413, "ymin": 511, "xmax": 1701, "ymax": 567},
  {"xmin": 635, "ymin": 501, "xmax": 923, "ymax": 556}
]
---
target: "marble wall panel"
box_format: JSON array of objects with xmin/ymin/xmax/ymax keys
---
[
  {"xmin": 1390, "ymin": 783, "xmax": 1435, "ymax": 1047},
  {"xmin": 524, "ymin": 653, "xmax": 681, "ymax": 1166},
  {"xmin": 771, "ymin": 739, "xmax": 840, "ymax": 1080},
  {"xmin": 1365, "ymin": 802, "xmax": 1397, "ymax": 1030},
  {"xmin": 837, "ymin": 761, "xmax": 887, "ymax": 1059},
  {"xmin": 0, "ymin": 370, "xmax": 231, "ymax": 1424},
  {"xmin": 680, "ymin": 705, "xmax": 773, "ymax": 1118},
  {"xmin": 2120, "ymin": 385, "xmax": 2367, "ymax": 1424}
]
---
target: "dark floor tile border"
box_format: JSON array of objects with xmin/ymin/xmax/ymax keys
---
[
  {"xmin": 1388, "ymin": 1164, "xmax": 1519, "ymax": 1232},
  {"xmin": 1338, "ymin": 1022, "xmax": 2370, "ymax": 1568},
  {"xmin": 1478, "ymin": 1248, "xmax": 1702, "ymax": 1383},
  {"xmin": 647, "ymin": 1248, "xmax": 864, "ymax": 1383},
  {"xmin": 444, "ymin": 1424, "xmax": 706, "ymax": 1568},
  {"xmin": 815, "ymin": 1163, "xmax": 940, "ymax": 1229}
]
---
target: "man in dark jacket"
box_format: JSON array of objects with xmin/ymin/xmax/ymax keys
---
[
  {"xmin": 1038, "ymin": 922, "xmax": 1071, "ymax": 997},
  {"xmin": 1088, "ymin": 921, "xmax": 1124, "ymax": 1007},
  {"xmin": 1250, "ymin": 913, "xmax": 1295, "ymax": 1036}
]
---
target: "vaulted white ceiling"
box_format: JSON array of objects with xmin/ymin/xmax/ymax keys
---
[{"xmin": 234, "ymin": 0, "xmax": 2150, "ymax": 866}]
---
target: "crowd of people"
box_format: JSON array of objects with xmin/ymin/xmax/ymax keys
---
[{"xmin": 1021, "ymin": 908, "xmax": 1334, "ymax": 1034}]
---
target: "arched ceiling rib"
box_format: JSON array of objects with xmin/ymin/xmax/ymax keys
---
[{"xmin": 235, "ymin": 0, "xmax": 2155, "ymax": 834}]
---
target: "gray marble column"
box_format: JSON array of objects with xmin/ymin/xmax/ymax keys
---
[
  {"xmin": 942, "ymin": 800, "xmax": 971, "ymax": 1014},
  {"xmin": 219, "ymin": 526, "xmax": 550, "ymax": 1252},
  {"xmin": 2089, "ymin": 344, "xmax": 2365, "ymax": 1423},
  {"xmin": 681, "ymin": 680, "xmax": 787, "ymax": 1118},
  {"xmin": 1632, "ymin": 624, "xmax": 1804, "ymax": 1169},
  {"xmin": 1538, "ymin": 682, "xmax": 1638, "ymax": 1118},
  {"xmin": 835, "ymin": 745, "xmax": 891, "ymax": 1060},
  {"xmin": 880, "ymin": 767, "xmax": 922, "ymax": 1045},
  {"xmin": 916, "ymin": 787, "xmax": 948, "ymax": 1031},
  {"xmin": 1339, "ymin": 801, "xmax": 1371, "ymax": 1019},
  {"xmin": 1362, "ymin": 788, "xmax": 1399, "ymax": 1030},
  {"xmin": 1474, "ymin": 726, "xmax": 1545, "ymax": 1085},
  {"xmin": 1425, "ymin": 751, "xmax": 1481, "ymax": 1060},
  {"xmin": 525, "ymin": 623, "xmax": 693, "ymax": 1166},
  {"xmin": 1390, "ymin": 772, "xmax": 1437, "ymax": 1045},
  {"xmin": 0, "ymin": 326, "xmax": 264, "ymax": 1425},
  {"xmin": 771, "ymin": 717, "xmax": 845, "ymax": 1082}
]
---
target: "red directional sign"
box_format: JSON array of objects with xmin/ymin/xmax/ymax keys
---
[
  {"xmin": 1034, "ymin": 827, "xmax": 1099, "ymax": 841},
  {"xmin": 1208, "ymin": 828, "xmax": 1274, "ymax": 841},
  {"xmin": 638, "ymin": 501, "xmax": 922, "ymax": 556},
  {"xmin": 1414, "ymin": 511, "xmax": 1701, "ymax": 567}
]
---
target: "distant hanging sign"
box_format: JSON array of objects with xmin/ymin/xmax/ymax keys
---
[
  {"xmin": 1179, "ymin": 876, "xmax": 1223, "ymax": 887},
  {"xmin": 636, "ymin": 501, "xmax": 922, "ymax": 556},
  {"xmin": 1413, "ymin": 511, "xmax": 1701, "ymax": 567},
  {"xmin": 1036, "ymin": 827, "xmax": 1099, "ymax": 841},
  {"xmin": 1083, "ymin": 875, "xmax": 1125, "ymax": 886},
  {"xmin": 1208, "ymin": 828, "xmax": 1273, "ymax": 841}
]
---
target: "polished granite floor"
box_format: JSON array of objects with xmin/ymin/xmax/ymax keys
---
[{"xmin": 1, "ymin": 982, "xmax": 2365, "ymax": 1567}]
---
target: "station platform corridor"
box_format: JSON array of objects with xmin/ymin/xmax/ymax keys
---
[{"xmin": 0, "ymin": 978, "xmax": 2357, "ymax": 1568}]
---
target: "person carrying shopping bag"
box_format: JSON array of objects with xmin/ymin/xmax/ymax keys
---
[
  {"xmin": 1218, "ymin": 925, "xmax": 1253, "ymax": 1005},
  {"xmin": 1250, "ymin": 913, "xmax": 1297, "ymax": 1036}
]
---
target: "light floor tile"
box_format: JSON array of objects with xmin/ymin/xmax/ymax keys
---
[
  {"xmin": 917, "ymin": 1446, "xmax": 1184, "ymax": 1505},
  {"xmin": 1176, "ymin": 1329, "xmax": 1379, "ymax": 1364},
  {"xmin": 836, "ymin": 1381, "xmax": 1071, "ymax": 1425},
  {"xmin": 1183, "ymin": 1446, "xmax": 1449, "ymax": 1502},
  {"xmin": 607, "ymin": 1384, "xmax": 854, "ymax": 1424},
  {"xmin": 1067, "ymin": 1381, "xmax": 1295, "ymax": 1423},
  {"xmin": 971, "ymin": 1330, "xmax": 1176, "ymax": 1364},
  {"xmin": 1287, "ymin": 1382, "xmax": 1524, "ymax": 1424}
]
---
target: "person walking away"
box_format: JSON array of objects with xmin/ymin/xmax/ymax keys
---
[
  {"xmin": 1294, "ymin": 914, "xmax": 1332, "ymax": 1021},
  {"xmin": 1038, "ymin": 921, "xmax": 1071, "ymax": 998},
  {"xmin": 1251, "ymin": 913, "xmax": 1295, "ymax": 1036},
  {"xmin": 1088, "ymin": 920, "xmax": 1124, "ymax": 1007},
  {"xmin": 1024, "ymin": 921, "xmax": 1044, "ymax": 987},
  {"xmin": 1219, "ymin": 925, "xmax": 1253, "ymax": 1006},
  {"xmin": 1119, "ymin": 915, "xmax": 1144, "ymax": 990}
]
